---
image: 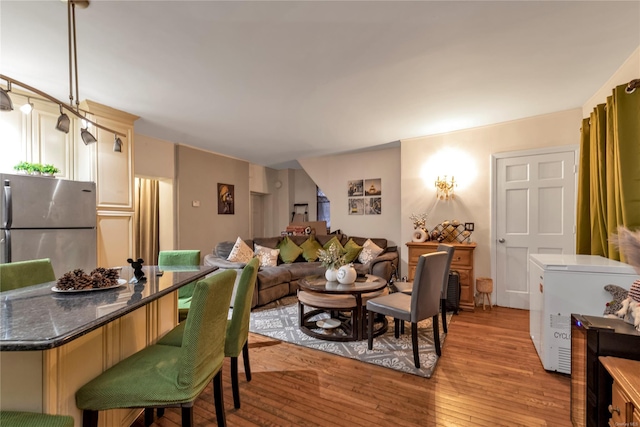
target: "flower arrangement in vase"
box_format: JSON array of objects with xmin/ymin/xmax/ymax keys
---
[{"xmin": 317, "ymin": 242, "xmax": 346, "ymax": 282}]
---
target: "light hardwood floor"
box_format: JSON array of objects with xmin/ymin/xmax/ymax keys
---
[{"xmin": 134, "ymin": 306, "xmax": 571, "ymax": 426}]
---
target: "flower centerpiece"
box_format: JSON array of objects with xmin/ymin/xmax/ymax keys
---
[{"xmin": 317, "ymin": 242, "xmax": 346, "ymax": 282}]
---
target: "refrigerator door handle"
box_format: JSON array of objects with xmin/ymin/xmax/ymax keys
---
[
  {"xmin": 1, "ymin": 229, "xmax": 10, "ymax": 263},
  {"xmin": 3, "ymin": 179, "xmax": 11, "ymax": 229}
]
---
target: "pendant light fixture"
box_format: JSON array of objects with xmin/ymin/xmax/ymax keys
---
[
  {"xmin": 113, "ymin": 136, "xmax": 123, "ymax": 152},
  {"xmin": 0, "ymin": 0, "xmax": 125, "ymax": 152},
  {"xmin": 0, "ymin": 82, "xmax": 13, "ymax": 111},
  {"xmin": 19, "ymin": 97, "xmax": 33, "ymax": 114},
  {"xmin": 56, "ymin": 105, "xmax": 70, "ymax": 133}
]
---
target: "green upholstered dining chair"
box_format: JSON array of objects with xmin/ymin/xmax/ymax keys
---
[
  {"xmin": 158, "ymin": 250, "xmax": 201, "ymax": 321},
  {"xmin": 0, "ymin": 258, "xmax": 56, "ymax": 292},
  {"xmin": 75, "ymin": 269, "xmax": 236, "ymax": 427},
  {"xmin": 159, "ymin": 257, "xmax": 260, "ymax": 409},
  {"xmin": 367, "ymin": 251, "xmax": 449, "ymax": 368},
  {"xmin": 0, "ymin": 411, "xmax": 74, "ymax": 427}
]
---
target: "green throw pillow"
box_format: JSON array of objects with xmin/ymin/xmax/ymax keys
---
[
  {"xmin": 343, "ymin": 239, "xmax": 363, "ymax": 263},
  {"xmin": 277, "ymin": 236, "xmax": 304, "ymax": 264},
  {"xmin": 300, "ymin": 236, "xmax": 323, "ymax": 262},
  {"xmin": 323, "ymin": 236, "xmax": 346, "ymax": 255}
]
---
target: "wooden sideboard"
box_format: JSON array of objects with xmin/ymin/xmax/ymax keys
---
[
  {"xmin": 406, "ymin": 242, "xmax": 477, "ymax": 311},
  {"xmin": 599, "ymin": 356, "xmax": 640, "ymax": 427}
]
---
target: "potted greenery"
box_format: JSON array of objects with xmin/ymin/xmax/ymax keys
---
[
  {"xmin": 26, "ymin": 163, "xmax": 43, "ymax": 175},
  {"xmin": 41, "ymin": 164, "xmax": 59, "ymax": 177},
  {"xmin": 13, "ymin": 161, "xmax": 30, "ymax": 174}
]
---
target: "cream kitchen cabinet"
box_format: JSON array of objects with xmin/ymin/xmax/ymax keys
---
[{"xmin": 0, "ymin": 95, "xmax": 74, "ymax": 179}]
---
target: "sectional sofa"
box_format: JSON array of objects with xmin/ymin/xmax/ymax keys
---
[{"xmin": 204, "ymin": 234, "xmax": 399, "ymax": 308}]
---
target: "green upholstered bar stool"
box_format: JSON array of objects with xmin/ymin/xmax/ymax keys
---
[
  {"xmin": 159, "ymin": 257, "xmax": 259, "ymax": 409},
  {"xmin": 0, "ymin": 258, "xmax": 56, "ymax": 292},
  {"xmin": 76, "ymin": 269, "xmax": 237, "ymax": 427},
  {"xmin": 0, "ymin": 411, "xmax": 74, "ymax": 427},
  {"xmin": 158, "ymin": 250, "xmax": 201, "ymax": 322}
]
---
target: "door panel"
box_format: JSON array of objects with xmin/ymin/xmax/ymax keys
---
[{"xmin": 496, "ymin": 150, "xmax": 576, "ymax": 309}]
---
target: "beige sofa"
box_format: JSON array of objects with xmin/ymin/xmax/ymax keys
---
[{"xmin": 204, "ymin": 234, "xmax": 398, "ymax": 308}]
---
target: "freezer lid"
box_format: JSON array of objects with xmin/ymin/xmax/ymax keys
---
[
  {"xmin": 530, "ymin": 253, "xmax": 638, "ymax": 274},
  {"xmin": 1, "ymin": 173, "xmax": 96, "ymax": 229}
]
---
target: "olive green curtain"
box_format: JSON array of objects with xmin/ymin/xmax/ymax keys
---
[
  {"xmin": 134, "ymin": 178, "xmax": 160, "ymax": 265},
  {"xmin": 576, "ymin": 83, "xmax": 640, "ymax": 261}
]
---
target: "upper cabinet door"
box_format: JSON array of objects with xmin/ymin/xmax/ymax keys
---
[
  {"xmin": 31, "ymin": 99, "xmax": 74, "ymax": 180},
  {"xmin": 81, "ymin": 100, "xmax": 138, "ymax": 211},
  {"xmin": 95, "ymin": 118, "xmax": 134, "ymax": 210},
  {"xmin": 0, "ymin": 107, "xmax": 28, "ymax": 174}
]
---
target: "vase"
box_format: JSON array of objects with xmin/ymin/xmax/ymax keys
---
[
  {"xmin": 325, "ymin": 268, "xmax": 338, "ymax": 282},
  {"xmin": 337, "ymin": 264, "xmax": 357, "ymax": 285}
]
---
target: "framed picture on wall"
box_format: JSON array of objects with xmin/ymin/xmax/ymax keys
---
[
  {"xmin": 364, "ymin": 178, "xmax": 381, "ymax": 196},
  {"xmin": 348, "ymin": 180, "xmax": 364, "ymax": 197},
  {"xmin": 365, "ymin": 197, "xmax": 381, "ymax": 215},
  {"xmin": 218, "ymin": 183, "xmax": 234, "ymax": 215},
  {"xmin": 348, "ymin": 198, "xmax": 364, "ymax": 215}
]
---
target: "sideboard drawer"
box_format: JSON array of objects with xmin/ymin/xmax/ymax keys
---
[{"xmin": 451, "ymin": 250, "xmax": 472, "ymax": 268}]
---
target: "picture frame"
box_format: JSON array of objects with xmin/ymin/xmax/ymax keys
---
[
  {"xmin": 365, "ymin": 197, "xmax": 381, "ymax": 215},
  {"xmin": 218, "ymin": 183, "xmax": 234, "ymax": 215},
  {"xmin": 348, "ymin": 180, "xmax": 364, "ymax": 197},
  {"xmin": 348, "ymin": 198, "xmax": 364, "ymax": 215},
  {"xmin": 364, "ymin": 178, "xmax": 381, "ymax": 196}
]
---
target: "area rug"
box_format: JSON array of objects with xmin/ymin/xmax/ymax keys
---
[{"xmin": 249, "ymin": 296, "xmax": 451, "ymax": 378}]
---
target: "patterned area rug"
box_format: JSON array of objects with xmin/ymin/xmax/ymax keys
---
[{"xmin": 249, "ymin": 296, "xmax": 451, "ymax": 378}]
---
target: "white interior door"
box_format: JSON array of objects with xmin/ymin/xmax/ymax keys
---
[{"xmin": 495, "ymin": 149, "xmax": 576, "ymax": 309}]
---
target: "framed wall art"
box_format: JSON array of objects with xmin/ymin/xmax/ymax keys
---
[
  {"xmin": 218, "ymin": 183, "xmax": 234, "ymax": 215},
  {"xmin": 348, "ymin": 180, "xmax": 364, "ymax": 197},
  {"xmin": 365, "ymin": 197, "xmax": 381, "ymax": 215},
  {"xmin": 364, "ymin": 178, "xmax": 381, "ymax": 196},
  {"xmin": 348, "ymin": 198, "xmax": 364, "ymax": 215}
]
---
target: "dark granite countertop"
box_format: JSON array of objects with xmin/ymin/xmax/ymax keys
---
[{"xmin": 0, "ymin": 265, "xmax": 217, "ymax": 351}]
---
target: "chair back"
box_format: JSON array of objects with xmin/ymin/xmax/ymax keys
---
[
  {"xmin": 0, "ymin": 258, "xmax": 55, "ymax": 292},
  {"xmin": 410, "ymin": 252, "xmax": 449, "ymax": 322},
  {"xmin": 436, "ymin": 244, "xmax": 455, "ymax": 297},
  {"xmin": 176, "ymin": 269, "xmax": 236, "ymax": 388},
  {"xmin": 158, "ymin": 250, "xmax": 201, "ymax": 299},
  {"xmin": 158, "ymin": 250, "xmax": 201, "ymax": 266},
  {"xmin": 225, "ymin": 257, "xmax": 259, "ymax": 357}
]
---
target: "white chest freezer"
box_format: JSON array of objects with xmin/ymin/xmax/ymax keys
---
[{"xmin": 529, "ymin": 254, "xmax": 638, "ymax": 374}]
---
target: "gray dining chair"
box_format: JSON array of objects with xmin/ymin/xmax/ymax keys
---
[
  {"xmin": 394, "ymin": 243, "xmax": 455, "ymax": 333},
  {"xmin": 367, "ymin": 251, "xmax": 449, "ymax": 368}
]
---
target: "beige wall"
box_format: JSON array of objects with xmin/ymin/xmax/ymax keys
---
[
  {"xmin": 176, "ymin": 145, "xmax": 250, "ymax": 256},
  {"xmin": 299, "ymin": 147, "xmax": 401, "ymax": 245},
  {"xmin": 400, "ymin": 109, "xmax": 582, "ymax": 278}
]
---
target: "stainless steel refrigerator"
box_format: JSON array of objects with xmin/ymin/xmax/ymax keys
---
[{"xmin": 1, "ymin": 173, "xmax": 97, "ymax": 278}]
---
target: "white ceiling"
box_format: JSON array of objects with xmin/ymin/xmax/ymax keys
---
[{"xmin": 1, "ymin": 1, "xmax": 638, "ymax": 169}]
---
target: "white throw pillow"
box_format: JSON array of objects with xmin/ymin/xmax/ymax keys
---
[
  {"xmin": 227, "ymin": 237, "xmax": 254, "ymax": 263},
  {"xmin": 254, "ymin": 244, "xmax": 279, "ymax": 267},
  {"xmin": 358, "ymin": 239, "xmax": 384, "ymax": 264}
]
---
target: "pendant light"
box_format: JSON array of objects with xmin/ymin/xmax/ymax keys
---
[
  {"xmin": 113, "ymin": 135, "xmax": 123, "ymax": 152},
  {"xmin": 81, "ymin": 127, "xmax": 97, "ymax": 145},
  {"xmin": 0, "ymin": 82, "xmax": 13, "ymax": 111},
  {"xmin": 19, "ymin": 97, "xmax": 33, "ymax": 114},
  {"xmin": 56, "ymin": 105, "xmax": 70, "ymax": 133}
]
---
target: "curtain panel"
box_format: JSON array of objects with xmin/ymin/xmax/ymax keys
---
[
  {"xmin": 576, "ymin": 83, "xmax": 640, "ymax": 262},
  {"xmin": 134, "ymin": 178, "xmax": 160, "ymax": 265}
]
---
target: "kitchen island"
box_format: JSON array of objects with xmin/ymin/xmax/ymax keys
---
[{"xmin": 0, "ymin": 265, "xmax": 217, "ymax": 426}]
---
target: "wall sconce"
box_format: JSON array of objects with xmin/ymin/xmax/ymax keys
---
[{"xmin": 435, "ymin": 175, "xmax": 456, "ymax": 200}]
